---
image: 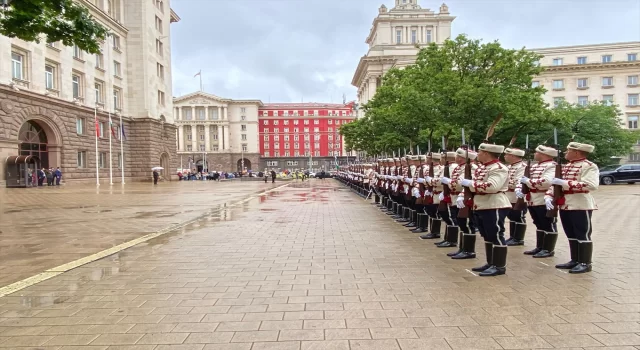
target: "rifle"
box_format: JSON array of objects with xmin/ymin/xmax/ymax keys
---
[
  {"xmin": 513, "ymin": 134, "xmax": 530, "ymax": 211},
  {"xmin": 438, "ymin": 135, "xmax": 451, "ymax": 211},
  {"xmin": 426, "ymin": 135, "xmax": 434, "ymax": 205},
  {"xmin": 547, "ymin": 128, "xmax": 563, "ymax": 218},
  {"xmin": 458, "ymin": 114, "xmax": 503, "ymax": 218}
]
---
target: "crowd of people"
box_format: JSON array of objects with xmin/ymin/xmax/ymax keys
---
[{"xmin": 27, "ymin": 167, "xmax": 62, "ymax": 186}]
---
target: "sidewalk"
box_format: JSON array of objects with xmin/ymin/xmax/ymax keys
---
[{"xmin": 0, "ymin": 180, "xmax": 639, "ymax": 349}]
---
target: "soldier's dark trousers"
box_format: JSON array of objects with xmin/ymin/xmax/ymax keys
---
[
  {"xmin": 507, "ymin": 207, "xmax": 527, "ymax": 224},
  {"xmin": 439, "ymin": 205, "xmax": 457, "ymax": 226},
  {"xmin": 529, "ymin": 205, "xmax": 557, "ymax": 232},
  {"xmin": 560, "ymin": 210, "xmax": 593, "ymax": 242},
  {"xmin": 475, "ymin": 208, "xmax": 510, "ymax": 245},
  {"xmin": 425, "ymin": 204, "xmax": 438, "ymax": 219}
]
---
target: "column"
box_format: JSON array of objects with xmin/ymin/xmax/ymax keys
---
[
  {"xmin": 178, "ymin": 125, "xmax": 184, "ymax": 151},
  {"xmin": 217, "ymin": 125, "xmax": 223, "ymax": 150},
  {"xmin": 224, "ymin": 125, "xmax": 230, "ymax": 150},
  {"xmin": 223, "ymin": 107, "xmax": 228, "ymax": 120},
  {"xmin": 368, "ymin": 77, "xmax": 376, "ymax": 101},
  {"xmin": 204, "ymin": 124, "xmax": 210, "ymax": 152},
  {"xmin": 191, "ymin": 124, "xmax": 198, "ymax": 152},
  {"xmin": 217, "ymin": 106, "xmax": 221, "ymax": 120},
  {"xmin": 432, "ymin": 26, "xmax": 437, "ymax": 43},
  {"xmin": 205, "ymin": 106, "xmax": 209, "ymax": 120}
]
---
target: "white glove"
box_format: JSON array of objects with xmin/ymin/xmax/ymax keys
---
[
  {"xmin": 456, "ymin": 194, "xmax": 465, "ymax": 208},
  {"xmin": 545, "ymin": 197, "xmax": 554, "ymax": 210},
  {"xmin": 520, "ymin": 176, "xmax": 529, "ymax": 184},
  {"xmin": 461, "ymin": 179, "xmax": 473, "ymax": 187},
  {"xmin": 424, "ymin": 191, "xmax": 432, "ymax": 197},
  {"xmin": 515, "ymin": 188, "xmax": 524, "ymax": 199},
  {"xmin": 440, "ymin": 177, "xmax": 451, "ymax": 185},
  {"xmin": 405, "ymin": 177, "xmax": 412, "ymax": 183},
  {"xmin": 416, "ymin": 178, "xmax": 425, "ymax": 184},
  {"xmin": 412, "ymin": 188, "xmax": 420, "ymax": 197},
  {"xmin": 438, "ymin": 193, "xmax": 444, "ymax": 201},
  {"xmin": 425, "ymin": 176, "xmax": 433, "ymax": 182},
  {"xmin": 551, "ymin": 178, "xmax": 568, "ymax": 186}
]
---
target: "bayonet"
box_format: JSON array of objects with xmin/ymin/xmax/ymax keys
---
[{"xmin": 525, "ymin": 134, "xmax": 529, "ymax": 150}]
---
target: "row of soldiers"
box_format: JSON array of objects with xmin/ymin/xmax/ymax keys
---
[{"xmin": 337, "ymin": 141, "xmax": 599, "ymax": 276}]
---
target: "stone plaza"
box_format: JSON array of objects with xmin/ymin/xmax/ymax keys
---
[{"xmin": 0, "ymin": 180, "xmax": 639, "ymax": 349}]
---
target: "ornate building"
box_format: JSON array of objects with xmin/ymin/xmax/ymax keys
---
[
  {"xmin": 351, "ymin": 0, "xmax": 455, "ymax": 117},
  {"xmin": 530, "ymin": 42, "xmax": 640, "ymax": 162},
  {"xmin": 258, "ymin": 102, "xmax": 356, "ymax": 172},
  {"xmin": 173, "ymin": 92, "xmax": 262, "ymax": 172},
  {"xmin": 0, "ymin": 0, "xmax": 180, "ymax": 185}
]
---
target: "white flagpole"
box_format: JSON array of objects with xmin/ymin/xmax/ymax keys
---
[
  {"xmin": 94, "ymin": 107, "xmax": 100, "ymax": 186},
  {"xmin": 200, "ymin": 73, "xmax": 203, "ymax": 92},
  {"xmin": 108, "ymin": 112, "xmax": 113, "ymax": 185},
  {"xmin": 120, "ymin": 113, "xmax": 125, "ymax": 184}
]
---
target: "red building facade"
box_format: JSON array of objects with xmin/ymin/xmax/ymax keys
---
[{"xmin": 258, "ymin": 102, "xmax": 356, "ymax": 158}]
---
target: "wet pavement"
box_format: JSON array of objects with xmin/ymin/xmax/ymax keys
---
[
  {"xmin": 0, "ymin": 180, "xmax": 285, "ymax": 287},
  {"xmin": 0, "ymin": 180, "xmax": 639, "ymax": 349}
]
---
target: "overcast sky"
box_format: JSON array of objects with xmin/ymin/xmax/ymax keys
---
[{"xmin": 169, "ymin": 0, "xmax": 640, "ymax": 103}]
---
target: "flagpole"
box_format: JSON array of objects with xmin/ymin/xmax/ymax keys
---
[
  {"xmin": 108, "ymin": 112, "xmax": 113, "ymax": 185},
  {"xmin": 200, "ymin": 73, "xmax": 203, "ymax": 91},
  {"xmin": 94, "ymin": 106, "xmax": 100, "ymax": 187},
  {"xmin": 120, "ymin": 113, "xmax": 125, "ymax": 184}
]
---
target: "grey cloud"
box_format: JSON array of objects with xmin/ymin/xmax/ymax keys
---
[{"xmin": 170, "ymin": 0, "xmax": 640, "ymax": 102}]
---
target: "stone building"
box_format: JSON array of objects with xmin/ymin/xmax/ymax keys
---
[
  {"xmin": 172, "ymin": 91, "xmax": 262, "ymax": 173},
  {"xmin": 351, "ymin": 0, "xmax": 455, "ymax": 117},
  {"xmin": 0, "ymin": 0, "xmax": 180, "ymax": 186},
  {"xmin": 530, "ymin": 42, "xmax": 640, "ymax": 162}
]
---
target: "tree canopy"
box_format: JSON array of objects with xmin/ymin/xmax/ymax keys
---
[
  {"xmin": 0, "ymin": 0, "xmax": 108, "ymax": 54},
  {"xmin": 342, "ymin": 34, "xmax": 635, "ymax": 164}
]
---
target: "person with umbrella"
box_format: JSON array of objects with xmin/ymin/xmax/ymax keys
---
[{"xmin": 152, "ymin": 167, "xmax": 163, "ymax": 185}]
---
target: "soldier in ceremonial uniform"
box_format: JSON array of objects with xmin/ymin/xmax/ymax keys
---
[
  {"xmin": 395, "ymin": 156, "xmax": 411, "ymax": 222},
  {"xmin": 402, "ymin": 156, "xmax": 419, "ymax": 226},
  {"xmin": 411, "ymin": 155, "xmax": 429, "ymax": 233},
  {"xmin": 503, "ymin": 148, "xmax": 528, "ymax": 246},
  {"xmin": 434, "ymin": 151, "xmax": 460, "ymax": 248},
  {"xmin": 443, "ymin": 148, "xmax": 478, "ymax": 259},
  {"xmin": 458, "ymin": 143, "xmax": 511, "ymax": 276},
  {"xmin": 546, "ymin": 142, "xmax": 599, "ymax": 274},
  {"xmin": 517, "ymin": 145, "xmax": 558, "ymax": 258},
  {"xmin": 420, "ymin": 153, "xmax": 442, "ymax": 239}
]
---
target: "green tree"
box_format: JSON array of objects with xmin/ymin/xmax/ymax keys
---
[{"xmin": 1, "ymin": 0, "xmax": 108, "ymax": 54}]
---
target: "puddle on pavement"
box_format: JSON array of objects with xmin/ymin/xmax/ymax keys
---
[{"xmin": 21, "ymin": 294, "xmax": 70, "ymax": 308}]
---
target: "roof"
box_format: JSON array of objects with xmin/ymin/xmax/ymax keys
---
[
  {"xmin": 260, "ymin": 102, "xmax": 355, "ymax": 109},
  {"xmin": 172, "ymin": 91, "xmax": 263, "ymax": 105}
]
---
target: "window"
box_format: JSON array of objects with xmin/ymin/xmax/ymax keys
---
[
  {"xmin": 283, "ymin": 128, "xmax": 289, "ymax": 133},
  {"xmin": 46, "ymin": 40, "xmax": 58, "ymax": 49},
  {"xmin": 274, "ymin": 135, "xmax": 280, "ymax": 141},
  {"xmin": 72, "ymin": 74, "xmax": 82, "ymax": 98},
  {"xmin": 112, "ymin": 35, "xmax": 121, "ymax": 50},
  {"xmin": 241, "ymin": 116, "xmax": 246, "ymax": 121},
  {"xmin": 314, "ymin": 127, "xmax": 319, "ymax": 132},
  {"xmin": 187, "ymin": 145, "xmax": 192, "ymax": 151},
  {"xmin": 76, "ymin": 117, "xmax": 84, "ymax": 135},
  {"xmin": 98, "ymin": 121, "xmax": 106, "ymax": 138},
  {"xmin": 241, "ymin": 107, "xmax": 246, "ymax": 113},
  {"xmin": 274, "ymin": 128, "xmax": 279, "ymax": 133},
  {"xmin": 287, "ymin": 161, "xmax": 298, "ymax": 166},
  {"xmin": 263, "ymin": 120, "xmax": 268, "ymax": 125},
  {"xmin": 77, "ymin": 151, "xmax": 86, "ymax": 168},
  {"xmin": 314, "ymin": 150, "xmax": 320, "ymax": 157},
  {"xmin": 304, "ymin": 127, "xmax": 309, "ymax": 132},
  {"xmin": 199, "ymin": 145, "xmax": 205, "ymax": 151},
  {"xmin": 531, "ymin": 81, "xmax": 540, "ymax": 88},
  {"xmin": 304, "ymin": 142, "xmax": 309, "ymax": 149},
  {"xmin": 411, "ymin": 29, "xmax": 416, "ymax": 44},
  {"xmin": 267, "ymin": 161, "xmax": 278, "ymax": 166},
  {"xmin": 274, "ymin": 151, "xmax": 279, "ymax": 157},
  {"xmin": 313, "ymin": 110, "xmax": 318, "ymax": 116},
  {"xmin": 314, "ymin": 142, "xmax": 320, "ymax": 149},
  {"xmin": 157, "ymin": 90, "xmax": 165, "ymax": 106},
  {"xmin": 45, "ymin": 64, "xmax": 56, "ymax": 89},
  {"xmin": 156, "ymin": 39, "xmax": 163, "ymax": 56},
  {"xmin": 577, "ymin": 56, "xmax": 587, "ymax": 64},
  {"xmin": 94, "ymin": 81, "xmax": 104, "ymax": 103},
  {"xmin": 241, "ymin": 125, "xmax": 247, "ymax": 131},
  {"xmin": 577, "ymin": 78, "xmax": 588, "ymax": 88},
  {"xmin": 552, "ymin": 58, "xmax": 563, "ymax": 66},
  {"xmin": 314, "ymin": 119, "xmax": 319, "ymax": 124},
  {"xmin": 264, "ymin": 151, "xmax": 270, "ymax": 157},
  {"xmin": 284, "ymin": 120, "xmax": 289, "ymax": 125},
  {"xmin": 578, "ymin": 96, "xmax": 589, "ymax": 106},
  {"xmin": 11, "ymin": 52, "xmax": 25, "ymax": 80},
  {"xmin": 285, "ymin": 143, "xmax": 290, "ymax": 148},
  {"xmin": 602, "ymin": 95, "xmax": 614, "ymax": 106},
  {"xmin": 294, "ymin": 127, "xmax": 299, "ymax": 132},
  {"xmin": 602, "ymin": 55, "xmax": 612, "ymax": 63},
  {"xmin": 328, "ymin": 127, "xmax": 333, "ymax": 132},
  {"xmin": 284, "ymin": 135, "xmax": 289, "ymax": 141},
  {"xmin": 275, "ymin": 142, "xmax": 280, "ymax": 148},
  {"xmin": 602, "ymin": 77, "xmax": 613, "ymax": 87},
  {"xmin": 328, "ymin": 135, "xmax": 333, "ymax": 140},
  {"xmin": 328, "ymin": 119, "xmax": 333, "ymax": 124},
  {"xmin": 241, "ymin": 134, "xmax": 247, "ymax": 141},
  {"xmin": 197, "ymin": 108, "xmax": 205, "ymax": 120},
  {"xmin": 553, "ymin": 97, "xmax": 565, "ymax": 107},
  {"xmin": 98, "ymin": 152, "xmax": 107, "ymax": 169},
  {"xmin": 287, "ymin": 151, "xmax": 292, "ymax": 157},
  {"xmin": 264, "ymin": 143, "xmax": 269, "ymax": 149},
  {"xmin": 185, "ymin": 109, "xmax": 192, "ymax": 120},
  {"xmin": 209, "ymin": 108, "xmax": 218, "ymax": 120},
  {"xmin": 155, "ymin": 0, "xmax": 164, "ymax": 12},
  {"xmin": 73, "ymin": 45, "xmax": 82, "ymax": 59},
  {"xmin": 628, "ymin": 115, "xmax": 639, "ymax": 129},
  {"xmin": 117, "ymin": 152, "xmax": 124, "ymax": 168},
  {"xmin": 155, "ymin": 16, "xmax": 163, "ymax": 33},
  {"xmin": 264, "ymin": 135, "xmax": 269, "ymax": 141},
  {"xmin": 294, "ymin": 120, "xmax": 299, "ymax": 125},
  {"xmin": 629, "ymin": 53, "xmax": 638, "ymax": 61},
  {"xmin": 95, "ymin": 52, "xmax": 104, "ymax": 69},
  {"xmin": 294, "ymin": 142, "xmax": 299, "ymax": 148},
  {"xmin": 629, "ymin": 94, "xmax": 639, "ymax": 106},
  {"xmin": 552, "ymin": 80, "xmax": 564, "ymax": 89},
  {"xmin": 157, "ymin": 63, "xmax": 164, "ymax": 80},
  {"xmin": 114, "ymin": 61, "xmax": 122, "ymax": 77},
  {"xmin": 294, "ymin": 135, "xmax": 299, "ymax": 141},
  {"xmin": 426, "ymin": 29, "xmax": 432, "ymax": 43},
  {"xmin": 628, "ymin": 75, "xmax": 638, "ymax": 86},
  {"xmin": 113, "ymin": 88, "xmax": 121, "ymax": 109},
  {"xmin": 396, "ymin": 29, "xmax": 401, "ymax": 44},
  {"xmin": 273, "ymin": 120, "xmax": 279, "ymax": 125}
]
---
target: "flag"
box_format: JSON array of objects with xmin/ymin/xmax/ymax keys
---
[
  {"xmin": 95, "ymin": 117, "xmax": 100, "ymax": 137},
  {"xmin": 194, "ymin": 70, "xmax": 201, "ymax": 77},
  {"xmin": 121, "ymin": 125, "xmax": 126, "ymax": 140},
  {"xmin": 109, "ymin": 115, "xmax": 116, "ymax": 139}
]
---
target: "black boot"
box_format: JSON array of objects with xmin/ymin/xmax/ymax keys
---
[
  {"xmin": 397, "ymin": 207, "xmax": 410, "ymax": 222},
  {"xmin": 404, "ymin": 210, "xmax": 417, "ymax": 227},
  {"xmin": 411, "ymin": 213, "xmax": 428, "ymax": 233},
  {"xmin": 381, "ymin": 197, "xmax": 387, "ymax": 208},
  {"xmin": 479, "ymin": 245, "xmax": 507, "ymax": 276},
  {"xmin": 448, "ymin": 230, "xmax": 464, "ymax": 257},
  {"xmin": 570, "ymin": 241, "xmax": 593, "ymax": 274},
  {"xmin": 452, "ymin": 234, "xmax": 477, "ymax": 259},
  {"xmin": 505, "ymin": 221, "xmax": 516, "ymax": 245},
  {"xmin": 392, "ymin": 204, "xmax": 404, "ymax": 219},
  {"xmin": 533, "ymin": 232, "xmax": 558, "ymax": 258},
  {"xmin": 437, "ymin": 226, "xmax": 458, "ymax": 248},
  {"xmin": 524, "ymin": 230, "xmax": 544, "ymax": 255},
  {"xmin": 472, "ymin": 242, "xmax": 493, "ymax": 271},
  {"xmin": 388, "ymin": 202, "xmax": 397, "ymax": 215},
  {"xmin": 421, "ymin": 218, "xmax": 441, "ymax": 239},
  {"xmin": 374, "ymin": 193, "xmax": 380, "ymax": 204},
  {"xmin": 556, "ymin": 239, "xmax": 579, "ymax": 269},
  {"xmin": 507, "ymin": 223, "xmax": 526, "ymax": 246}
]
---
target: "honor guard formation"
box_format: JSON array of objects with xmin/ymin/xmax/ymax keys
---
[{"xmin": 336, "ymin": 128, "xmax": 599, "ymax": 276}]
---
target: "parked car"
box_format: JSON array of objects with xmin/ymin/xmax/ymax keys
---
[{"xmin": 599, "ymin": 164, "xmax": 640, "ymax": 185}]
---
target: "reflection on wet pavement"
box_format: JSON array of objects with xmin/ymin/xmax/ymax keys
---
[{"xmin": 0, "ymin": 182, "xmax": 638, "ymax": 349}]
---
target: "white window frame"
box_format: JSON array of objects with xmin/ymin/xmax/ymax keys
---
[
  {"xmin": 602, "ymin": 77, "xmax": 614, "ymax": 87},
  {"xmin": 577, "ymin": 56, "xmax": 587, "ymax": 64},
  {"xmin": 396, "ymin": 29, "xmax": 401, "ymax": 44},
  {"xmin": 577, "ymin": 96, "xmax": 589, "ymax": 106},
  {"xmin": 45, "ymin": 64, "xmax": 56, "ymax": 90},
  {"xmin": 602, "ymin": 55, "xmax": 612, "ymax": 63},
  {"xmin": 94, "ymin": 81, "xmax": 104, "ymax": 104},
  {"xmin": 72, "ymin": 73, "xmax": 82, "ymax": 99},
  {"xmin": 76, "ymin": 117, "xmax": 84, "ymax": 135},
  {"xmin": 629, "ymin": 94, "xmax": 639, "ymax": 106},
  {"xmin": 577, "ymin": 78, "xmax": 588, "ymax": 88},
  {"xmin": 602, "ymin": 95, "xmax": 614, "ymax": 106},
  {"xmin": 628, "ymin": 75, "xmax": 638, "ymax": 86},
  {"xmin": 628, "ymin": 53, "xmax": 638, "ymax": 62},
  {"xmin": 11, "ymin": 51, "xmax": 25, "ymax": 80},
  {"xmin": 552, "ymin": 58, "xmax": 563, "ymax": 66},
  {"xmin": 552, "ymin": 79, "xmax": 564, "ymax": 89},
  {"xmin": 628, "ymin": 115, "xmax": 638, "ymax": 129},
  {"xmin": 77, "ymin": 151, "xmax": 86, "ymax": 168}
]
